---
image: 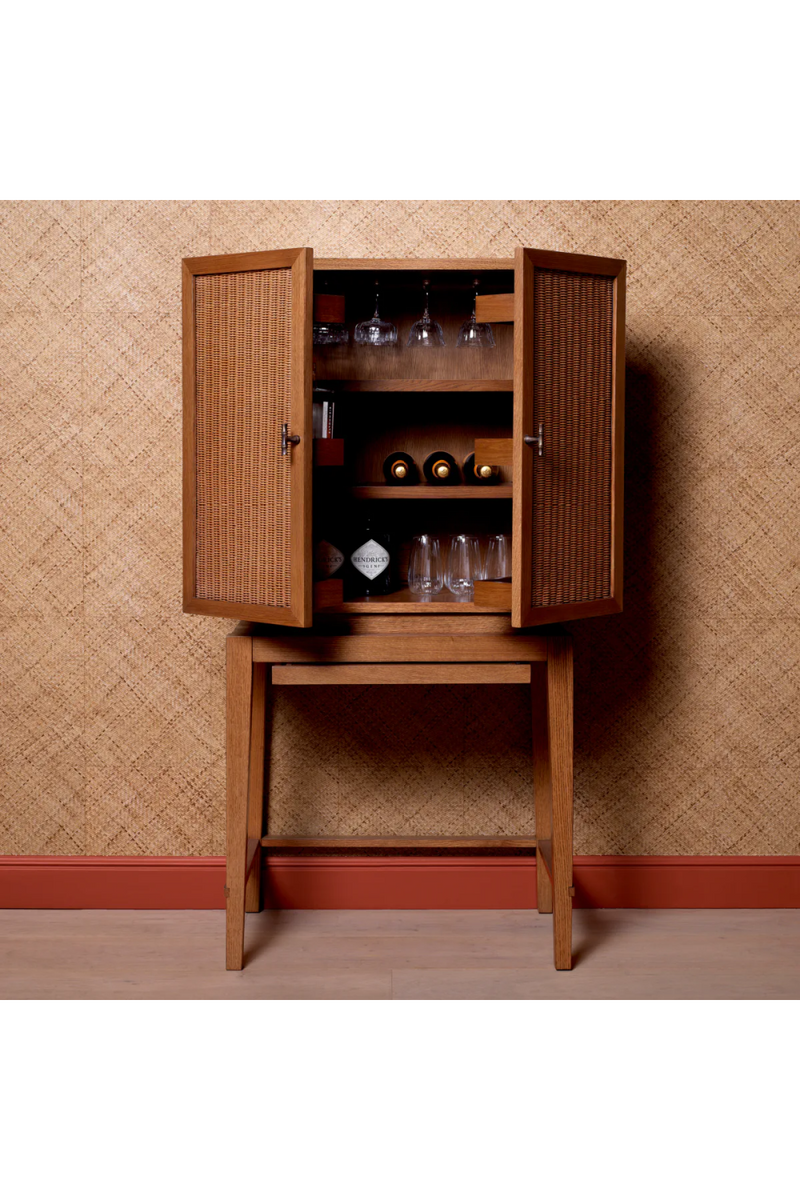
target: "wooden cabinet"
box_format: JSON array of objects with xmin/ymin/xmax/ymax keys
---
[
  {"xmin": 182, "ymin": 246, "xmax": 625, "ymax": 972},
  {"xmin": 182, "ymin": 248, "xmax": 625, "ymax": 630}
]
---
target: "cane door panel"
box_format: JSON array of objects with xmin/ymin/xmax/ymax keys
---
[
  {"xmin": 512, "ymin": 247, "xmax": 626, "ymax": 628},
  {"xmin": 183, "ymin": 247, "xmax": 313, "ymax": 626}
]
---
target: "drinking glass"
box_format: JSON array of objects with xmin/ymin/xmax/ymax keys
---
[
  {"xmin": 483, "ymin": 533, "xmax": 511, "ymax": 580},
  {"xmin": 457, "ymin": 279, "xmax": 496, "ymax": 348},
  {"xmin": 354, "ymin": 281, "xmax": 397, "ymax": 346},
  {"xmin": 445, "ymin": 534, "xmax": 483, "ymax": 601},
  {"xmin": 313, "ymin": 321, "xmax": 349, "ymax": 346},
  {"xmin": 408, "ymin": 534, "xmax": 443, "ymax": 599},
  {"xmin": 407, "ymin": 280, "xmax": 445, "ymax": 348}
]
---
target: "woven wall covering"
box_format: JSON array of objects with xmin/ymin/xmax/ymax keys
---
[{"xmin": 0, "ymin": 200, "xmax": 797, "ymax": 855}]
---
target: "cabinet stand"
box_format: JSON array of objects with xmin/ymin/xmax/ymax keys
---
[{"xmin": 225, "ymin": 622, "xmax": 574, "ymax": 972}]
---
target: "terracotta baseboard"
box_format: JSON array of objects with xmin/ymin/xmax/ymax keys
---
[{"xmin": 1, "ymin": 854, "xmax": 800, "ymax": 910}]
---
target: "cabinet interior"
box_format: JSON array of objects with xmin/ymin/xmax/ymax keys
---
[{"xmin": 312, "ymin": 267, "xmax": 514, "ymax": 614}]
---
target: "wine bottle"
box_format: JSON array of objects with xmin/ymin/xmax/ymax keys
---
[
  {"xmin": 422, "ymin": 450, "xmax": 460, "ymax": 485},
  {"xmin": 383, "ymin": 451, "xmax": 419, "ymax": 485},
  {"xmin": 347, "ymin": 511, "xmax": 393, "ymax": 597},
  {"xmin": 463, "ymin": 453, "xmax": 501, "ymax": 485}
]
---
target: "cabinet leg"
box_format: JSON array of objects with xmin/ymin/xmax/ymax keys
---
[
  {"xmin": 226, "ymin": 635, "xmax": 253, "ymax": 970},
  {"xmin": 531, "ymin": 663, "xmax": 553, "ymax": 915},
  {"xmin": 547, "ymin": 636, "xmax": 574, "ymax": 971},
  {"xmin": 245, "ymin": 663, "xmax": 267, "ymax": 913}
]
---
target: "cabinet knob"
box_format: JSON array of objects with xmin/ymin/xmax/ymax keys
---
[
  {"xmin": 524, "ymin": 424, "xmax": 544, "ymax": 457},
  {"xmin": 281, "ymin": 423, "xmax": 301, "ymax": 456}
]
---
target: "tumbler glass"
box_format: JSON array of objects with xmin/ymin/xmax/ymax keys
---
[
  {"xmin": 408, "ymin": 534, "xmax": 443, "ymax": 599},
  {"xmin": 445, "ymin": 534, "xmax": 483, "ymax": 601},
  {"xmin": 483, "ymin": 534, "xmax": 511, "ymax": 580}
]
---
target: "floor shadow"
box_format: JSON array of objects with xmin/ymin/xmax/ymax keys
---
[
  {"xmin": 571, "ymin": 904, "xmax": 618, "ymax": 967},
  {"xmin": 242, "ymin": 906, "xmax": 290, "ymax": 967}
]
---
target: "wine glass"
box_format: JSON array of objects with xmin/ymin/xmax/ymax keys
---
[
  {"xmin": 408, "ymin": 534, "xmax": 443, "ymax": 599},
  {"xmin": 483, "ymin": 534, "xmax": 511, "ymax": 580},
  {"xmin": 445, "ymin": 534, "xmax": 483, "ymax": 601},
  {"xmin": 354, "ymin": 280, "xmax": 397, "ymax": 346},
  {"xmin": 457, "ymin": 278, "xmax": 496, "ymax": 348},
  {"xmin": 407, "ymin": 280, "xmax": 445, "ymax": 348}
]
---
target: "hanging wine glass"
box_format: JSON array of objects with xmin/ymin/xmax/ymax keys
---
[
  {"xmin": 457, "ymin": 278, "xmax": 496, "ymax": 348},
  {"xmin": 407, "ymin": 279, "xmax": 445, "ymax": 348},
  {"xmin": 353, "ymin": 280, "xmax": 397, "ymax": 346}
]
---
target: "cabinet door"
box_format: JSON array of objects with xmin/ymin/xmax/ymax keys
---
[
  {"xmin": 183, "ymin": 248, "xmax": 313, "ymax": 626},
  {"xmin": 512, "ymin": 247, "xmax": 626, "ymax": 628}
]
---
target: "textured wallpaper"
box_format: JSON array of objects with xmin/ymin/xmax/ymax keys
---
[{"xmin": 0, "ymin": 200, "xmax": 797, "ymax": 856}]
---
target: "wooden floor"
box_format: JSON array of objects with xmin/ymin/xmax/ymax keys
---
[{"xmin": 2, "ymin": 908, "xmax": 799, "ymax": 999}]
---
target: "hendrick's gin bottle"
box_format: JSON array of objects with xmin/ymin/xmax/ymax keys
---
[{"xmin": 347, "ymin": 510, "xmax": 393, "ymax": 598}]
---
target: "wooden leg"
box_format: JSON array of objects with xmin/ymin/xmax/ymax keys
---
[
  {"xmin": 245, "ymin": 663, "xmax": 267, "ymax": 913},
  {"xmin": 531, "ymin": 663, "xmax": 553, "ymax": 915},
  {"xmin": 547, "ymin": 636, "xmax": 574, "ymax": 970},
  {"xmin": 226, "ymin": 634, "xmax": 253, "ymax": 970}
]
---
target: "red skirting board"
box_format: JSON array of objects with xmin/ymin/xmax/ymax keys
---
[{"xmin": 1, "ymin": 855, "xmax": 800, "ymax": 910}]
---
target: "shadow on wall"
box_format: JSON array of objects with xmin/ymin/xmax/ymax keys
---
[
  {"xmin": 263, "ymin": 361, "xmax": 684, "ymax": 852},
  {"xmin": 570, "ymin": 358, "xmax": 690, "ymax": 855}
]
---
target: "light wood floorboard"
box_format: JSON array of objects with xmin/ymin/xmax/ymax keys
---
[{"xmin": 1, "ymin": 909, "xmax": 799, "ymax": 999}]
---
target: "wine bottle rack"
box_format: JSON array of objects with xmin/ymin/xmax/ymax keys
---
[{"xmin": 349, "ymin": 485, "xmax": 512, "ymax": 500}]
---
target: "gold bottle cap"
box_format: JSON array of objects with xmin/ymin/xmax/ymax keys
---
[
  {"xmin": 393, "ymin": 462, "xmax": 407, "ymax": 478},
  {"xmin": 434, "ymin": 462, "xmax": 450, "ymax": 478},
  {"xmin": 478, "ymin": 464, "xmax": 493, "ymax": 478}
]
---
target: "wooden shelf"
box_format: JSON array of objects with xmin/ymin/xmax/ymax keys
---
[
  {"xmin": 317, "ymin": 379, "xmax": 513, "ymax": 393},
  {"xmin": 315, "ymin": 586, "xmax": 511, "ymax": 614},
  {"xmin": 271, "ymin": 664, "xmax": 531, "ymax": 685},
  {"xmin": 350, "ymin": 485, "xmax": 512, "ymax": 500},
  {"xmin": 261, "ymin": 835, "xmax": 536, "ymax": 850}
]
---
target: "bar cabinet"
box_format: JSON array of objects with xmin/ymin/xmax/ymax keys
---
[{"xmin": 182, "ymin": 247, "xmax": 626, "ymax": 970}]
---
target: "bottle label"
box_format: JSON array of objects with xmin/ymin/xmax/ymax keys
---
[
  {"xmin": 350, "ymin": 538, "xmax": 389, "ymax": 581},
  {"xmin": 315, "ymin": 540, "xmax": 344, "ymax": 578}
]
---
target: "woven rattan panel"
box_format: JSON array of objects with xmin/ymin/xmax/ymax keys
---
[
  {"xmin": 532, "ymin": 267, "xmax": 614, "ymax": 606},
  {"xmin": 1, "ymin": 201, "xmax": 798, "ymax": 857},
  {"xmin": 194, "ymin": 269, "xmax": 292, "ymax": 607}
]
